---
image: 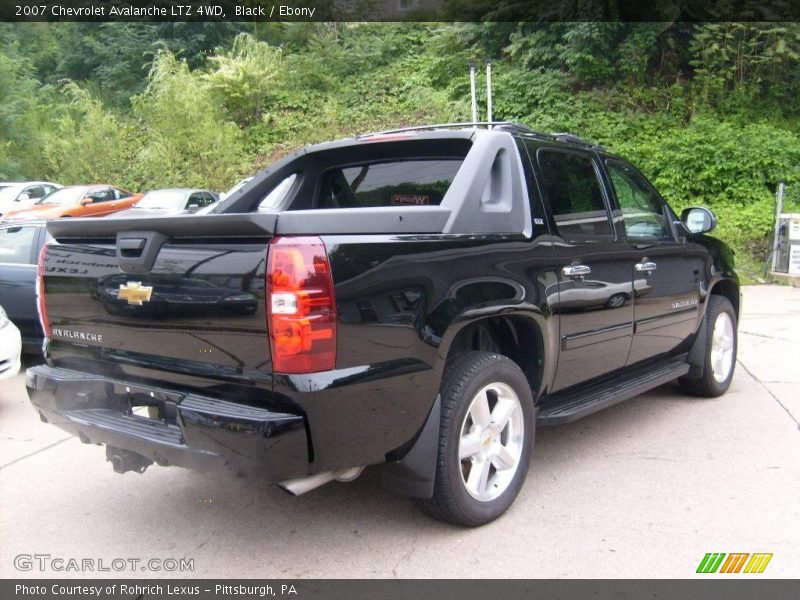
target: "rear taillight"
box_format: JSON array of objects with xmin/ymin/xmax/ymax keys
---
[
  {"xmin": 266, "ymin": 236, "xmax": 336, "ymax": 373},
  {"xmin": 36, "ymin": 244, "xmax": 52, "ymax": 337}
]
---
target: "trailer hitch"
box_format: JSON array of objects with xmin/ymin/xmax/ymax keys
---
[{"xmin": 105, "ymin": 446, "xmax": 152, "ymax": 474}]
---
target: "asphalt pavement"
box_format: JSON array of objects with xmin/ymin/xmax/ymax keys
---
[{"xmin": 1, "ymin": 285, "xmax": 798, "ymax": 579}]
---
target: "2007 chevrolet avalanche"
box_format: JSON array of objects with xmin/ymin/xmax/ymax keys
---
[{"xmin": 27, "ymin": 123, "xmax": 739, "ymax": 526}]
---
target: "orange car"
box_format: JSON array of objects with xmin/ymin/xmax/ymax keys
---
[{"xmin": 2, "ymin": 185, "xmax": 142, "ymax": 221}]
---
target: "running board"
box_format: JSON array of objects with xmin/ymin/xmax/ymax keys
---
[{"xmin": 538, "ymin": 361, "xmax": 690, "ymax": 425}]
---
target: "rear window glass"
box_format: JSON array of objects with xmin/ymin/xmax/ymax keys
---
[{"xmin": 317, "ymin": 159, "xmax": 463, "ymax": 209}]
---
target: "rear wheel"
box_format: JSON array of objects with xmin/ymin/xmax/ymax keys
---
[
  {"xmin": 605, "ymin": 293, "xmax": 627, "ymax": 309},
  {"xmin": 680, "ymin": 295, "xmax": 737, "ymax": 397},
  {"xmin": 414, "ymin": 351, "xmax": 534, "ymax": 527}
]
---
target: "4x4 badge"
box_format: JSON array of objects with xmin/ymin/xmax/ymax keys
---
[{"xmin": 118, "ymin": 281, "xmax": 153, "ymax": 305}]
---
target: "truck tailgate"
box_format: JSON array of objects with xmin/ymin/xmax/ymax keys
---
[{"xmin": 42, "ymin": 214, "xmax": 277, "ymax": 380}]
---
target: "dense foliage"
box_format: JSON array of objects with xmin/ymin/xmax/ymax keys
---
[{"xmin": 1, "ymin": 22, "xmax": 799, "ymax": 280}]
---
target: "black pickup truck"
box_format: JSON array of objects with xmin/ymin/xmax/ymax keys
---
[{"xmin": 26, "ymin": 123, "xmax": 739, "ymax": 526}]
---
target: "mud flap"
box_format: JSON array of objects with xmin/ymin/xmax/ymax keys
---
[
  {"xmin": 685, "ymin": 311, "xmax": 708, "ymax": 380},
  {"xmin": 380, "ymin": 395, "xmax": 440, "ymax": 499}
]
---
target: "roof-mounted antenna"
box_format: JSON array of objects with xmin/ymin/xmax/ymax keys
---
[
  {"xmin": 485, "ymin": 60, "xmax": 493, "ymax": 128},
  {"xmin": 469, "ymin": 61, "xmax": 479, "ymax": 127}
]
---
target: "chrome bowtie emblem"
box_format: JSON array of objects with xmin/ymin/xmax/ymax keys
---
[{"xmin": 117, "ymin": 281, "xmax": 153, "ymax": 305}]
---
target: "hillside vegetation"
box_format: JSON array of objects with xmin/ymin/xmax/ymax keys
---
[{"xmin": 1, "ymin": 22, "xmax": 799, "ymax": 279}]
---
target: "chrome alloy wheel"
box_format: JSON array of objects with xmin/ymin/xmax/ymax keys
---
[
  {"xmin": 458, "ymin": 382, "xmax": 524, "ymax": 502},
  {"xmin": 711, "ymin": 311, "xmax": 735, "ymax": 383}
]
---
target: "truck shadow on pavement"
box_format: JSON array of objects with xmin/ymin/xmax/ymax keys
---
[
  {"xmin": 69, "ymin": 382, "xmax": 707, "ymax": 536},
  {"xmin": 3, "ymin": 371, "xmax": 732, "ymax": 577}
]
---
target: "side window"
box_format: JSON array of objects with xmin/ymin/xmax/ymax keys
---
[
  {"xmin": 188, "ymin": 193, "xmax": 204, "ymax": 207},
  {"xmin": 537, "ymin": 150, "xmax": 612, "ymax": 240},
  {"xmin": 0, "ymin": 226, "xmax": 37, "ymax": 265},
  {"xmin": 258, "ymin": 173, "xmax": 297, "ymax": 212},
  {"xmin": 24, "ymin": 186, "xmax": 45, "ymax": 200},
  {"xmin": 111, "ymin": 188, "xmax": 130, "ymax": 200},
  {"xmin": 605, "ymin": 160, "xmax": 671, "ymax": 240},
  {"xmin": 201, "ymin": 193, "xmax": 216, "ymax": 207},
  {"xmin": 518, "ymin": 139, "xmax": 549, "ymax": 231},
  {"xmin": 88, "ymin": 188, "xmax": 114, "ymax": 203}
]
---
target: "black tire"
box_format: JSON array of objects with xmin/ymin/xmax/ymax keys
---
[
  {"xmin": 605, "ymin": 293, "xmax": 628, "ymax": 309},
  {"xmin": 414, "ymin": 351, "xmax": 535, "ymax": 527},
  {"xmin": 679, "ymin": 295, "xmax": 737, "ymax": 397}
]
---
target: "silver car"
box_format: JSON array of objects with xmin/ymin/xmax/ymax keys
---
[
  {"xmin": 0, "ymin": 305, "xmax": 21, "ymax": 380},
  {"xmin": 0, "ymin": 181, "xmax": 61, "ymax": 217},
  {"xmin": 112, "ymin": 188, "xmax": 218, "ymax": 218}
]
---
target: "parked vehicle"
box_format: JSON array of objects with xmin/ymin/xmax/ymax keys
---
[
  {"xmin": 27, "ymin": 123, "xmax": 740, "ymax": 526},
  {"xmin": 201, "ymin": 176, "xmax": 295, "ymax": 215},
  {"xmin": 2, "ymin": 185, "xmax": 142, "ymax": 221},
  {"xmin": 112, "ymin": 188, "xmax": 219, "ymax": 218},
  {"xmin": 0, "ymin": 182, "xmax": 61, "ymax": 217},
  {"xmin": 218, "ymin": 177, "xmax": 253, "ymax": 201},
  {"xmin": 546, "ymin": 277, "xmax": 651, "ymax": 310},
  {"xmin": 196, "ymin": 176, "xmax": 254, "ymax": 215},
  {"xmin": 0, "ymin": 220, "xmax": 48, "ymax": 353},
  {"xmin": 0, "ymin": 305, "xmax": 22, "ymax": 380}
]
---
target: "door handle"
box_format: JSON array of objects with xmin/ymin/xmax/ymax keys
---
[
  {"xmin": 562, "ymin": 264, "xmax": 592, "ymax": 279},
  {"xmin": 635, "ymin": 261, "xmax": 657, "ymax": 272}
]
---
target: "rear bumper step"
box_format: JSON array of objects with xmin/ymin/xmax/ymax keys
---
[{"xmin": 26, "ymin": 365, "xmax": 309, "ymax": 478}]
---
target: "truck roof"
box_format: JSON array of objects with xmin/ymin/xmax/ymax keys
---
[{"xmin": 296, "ymin": 122, "xmax": 606, "ymax": 157}]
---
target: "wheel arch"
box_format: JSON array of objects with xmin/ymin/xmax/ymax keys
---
[
  {"xmin": 443, "ymin": 313, "xmax": 547, "ymax": 400},
  {"xmin": 686, "ymin": 277, "xmax": 740, "ymax": 379},
  {"xmin": 709, "ymin": 277, "xmax": 740, "ymax": 320},
  {"xmin": 382, "ymin": 311, "xmax": 552, "ymax": 500}
]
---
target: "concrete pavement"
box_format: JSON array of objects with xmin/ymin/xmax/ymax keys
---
[{"xmin": 1, "ymin": 285, "xmax": 798, "ymax": 578}]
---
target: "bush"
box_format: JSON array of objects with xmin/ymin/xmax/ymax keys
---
[
  {"xmin": 37, "ymin": 83, "xmax": 137, "ymax": 187},
  {"xmin": 0, "ymin": 48, "xmax": 45, "ymax": 179},
  {"xmin": 131, "ymin": 51, "xmax": 248, "ymax": 190},
  {"xmin": 203, "ymin": 33, "xmax": 284, "ymax": 126}
]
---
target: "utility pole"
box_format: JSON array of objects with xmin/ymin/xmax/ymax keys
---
[
  {"xmin": 771, "ymin": 181, "xmax": 785, "ymax": 273},
  {"xmin": 485, "ymin": 60, "xmax": 493, "ymax": 126},
  {"xmin": 469, "ymin": 61, "xmax": 478, "ymax": 126}
]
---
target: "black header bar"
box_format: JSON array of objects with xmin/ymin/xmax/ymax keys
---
[{"xmin": 2, "ymin": 0, "xmax": 800, "ymax": 22}]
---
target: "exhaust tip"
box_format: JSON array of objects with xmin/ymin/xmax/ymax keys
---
[
  {"xmin": 277, "ymin": 483, "xmax": 301, "ymax": 497},
  {"xmin": 278, "ymin": 467, "xmax": 364, "ymax": 496}
]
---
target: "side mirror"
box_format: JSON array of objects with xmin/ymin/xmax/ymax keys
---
[
  {"xmin": 187, "ymin": 203, "xmax": 199, "ymax": 213},
  {"xmin": 80, "ymin": 197, "xmax": 94, "ymax": 206},
  {"xmin": 681, "ymin": 207, "xmax": 717, "ymax": 234},
  {"xmin": 17, "ymin": 193, "xmax": 30, "ymax": 202}
]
